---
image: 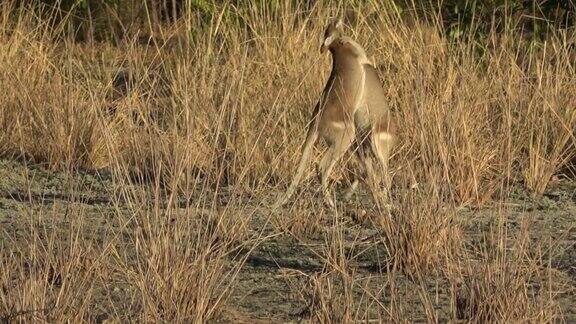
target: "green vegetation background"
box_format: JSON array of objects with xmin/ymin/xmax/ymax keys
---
[{"xmin": 12, "ymin": 0, "xmax": 575, "ymax": 43}]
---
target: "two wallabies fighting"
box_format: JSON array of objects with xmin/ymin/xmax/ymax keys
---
[{"xmin": 276, "ymin": 19, "xmax": 395, "ymax": 208}]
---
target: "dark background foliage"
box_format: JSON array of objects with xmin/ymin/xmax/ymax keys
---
[{"xmin": 12, "ymin": 0, "xmax": 575, "ymax": 43}]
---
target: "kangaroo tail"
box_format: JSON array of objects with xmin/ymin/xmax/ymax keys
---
[{"xmin": 275, "ymin": 119, "xmax": 319, "ymax": 208}]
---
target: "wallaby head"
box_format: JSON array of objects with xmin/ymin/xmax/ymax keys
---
[
  {"xmin": 320, "ymin": 18, "xmax": 344, "ymax": 53},
  {"xmin": 320, "ymin": 19, "xmax": 370, "ymax": 65},
  {"xmin": 330, "ymin": 36, "xmax": 370, "ymax": 65}
]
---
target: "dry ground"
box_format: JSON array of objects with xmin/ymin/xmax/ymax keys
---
[{"xmin": 1, "ymin": 158, "xmax": 574, "ymax": 322}]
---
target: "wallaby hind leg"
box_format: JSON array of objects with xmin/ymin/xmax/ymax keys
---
[
  {"xmin": 371, "ymin": 131, "xmax": 394, "ymax": 200},
  {"xmin": 343, "ymin": 146, "xmax": 368, "ymax": 200},
  {"xmin": 317, "ymin": 127, "xmax": 355, "ymax": 208},
  {"xmin": 357, "ymin": 142, "xmax": 383, "ymax": 206},
  {"xmin": 342, "ymin": 150, "xmax": 364, "ymax": 200},
  {"xmin": 343, "ymin": 178, "xmax": 360, "ymax": 200}
]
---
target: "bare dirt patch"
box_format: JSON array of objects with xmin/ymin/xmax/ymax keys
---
[{"xmin": 1, "ymin": 159, "xmax": 574, "ymax": 322}]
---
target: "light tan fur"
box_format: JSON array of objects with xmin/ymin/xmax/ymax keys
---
[{"xmin": 276, "ymin": 19, "xmax": 395, "ymax": 208}]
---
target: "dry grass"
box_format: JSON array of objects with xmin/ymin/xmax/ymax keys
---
[
  {"xmin": 0, "ymin": 0, "xmax": 574, "ymax": 322},
  {"xmin": 449, "ymin": 217, "xmax": 563, "ymax": 323}
]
